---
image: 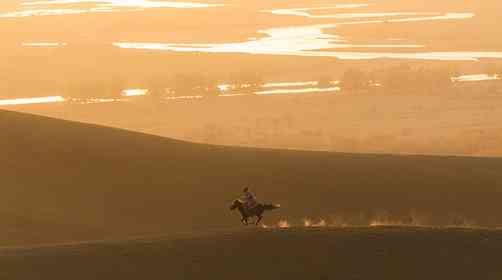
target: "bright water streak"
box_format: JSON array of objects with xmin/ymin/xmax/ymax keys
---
[
  {"xmin": 22, "ymin": 0, "xmax": 222, "ymax": 8},
  {"xmin": 112, "ymin": 23, "xmax": 424, "ymax": 56},
  {"xmin": 0, "ymin": 0, "xmax": 222, "ymax": 18},
  {"xmin": 110, "ymin": 9, "xmax": 495, "ymax": 62},
  {"xmin": 122, "ymin": 88, "xmax": 148, "ymax": 96},
  {"xmin": 452, "ymin": 74, "xmax": 500, "ymax": 82},
  {"xmin": 255, "ymin": 87, "xmax": 340, "ymax": 95},
  {"xmin": 22, "ymin": 42, "xmax": 68, "ymax": 47},
  {"xmin": 263, "ymin": 81, "xmax": 319, "ymax": 88},
  {"xmin": 262, "ymin": 6, "xmax": 472, "ymax": 21},
  {"xmin": 0, "ymin": 96, "xmax": 65, "ymax": 106},
  {"xmin": 0, "ymin": 9, "xmax": 88, "ymax": 17}
]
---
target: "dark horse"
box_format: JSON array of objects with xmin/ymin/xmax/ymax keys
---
[{"xmin": 229, "ymin": 199, "xmax": 280, "ymax": 225}]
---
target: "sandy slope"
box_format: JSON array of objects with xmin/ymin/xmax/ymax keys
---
[
  {"xmin": 1, "ymin": 227, "xmax": 502, "ymax": 280},
  {"xmin": 13, "ymin": 91, "xmax": 502, "ymax": 157},
  {"xmin": 1, "ymin": 109, "xmax": 502, "ymax": 246}
]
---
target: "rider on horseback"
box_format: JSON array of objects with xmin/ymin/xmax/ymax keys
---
[
  {"xmin": 230, "ymin": 188, "xmax": 279, "ymax": 225},
  {"xmin": 242, "ymin": 187, "xmax": 257, "ymax": 210}
]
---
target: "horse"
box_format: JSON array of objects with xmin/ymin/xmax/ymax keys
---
[{"xmin": 229, "ymin": 199, "xmax": 280, "ymax": 225}]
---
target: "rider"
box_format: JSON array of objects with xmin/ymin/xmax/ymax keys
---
[{"xmin": 242, "ymin": 187, "xmax": 257, "ymax": 210}]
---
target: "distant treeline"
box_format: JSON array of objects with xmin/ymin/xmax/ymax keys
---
[
  {"xmin": 62, "ymin": 71, "xmax": 265, "ymax": 99},
  {"xmin": 341, "ymin": 63, "xmax": 502, "ymax": 94},
  {"xmin": 59, "ymin": 63, "xmax": 502, "ymax": 99}
]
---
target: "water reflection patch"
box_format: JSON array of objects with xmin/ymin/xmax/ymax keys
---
[
  {"xmin": 263, "ymin": 6, "xmax": 474, "ymax": 22},
  {"xmin": 22, "ymin": 42, "xmax": 68, "ymax": 47},
  {"xmin": 255, "ymin": 87, "xmax": 340, "ymax": 95},
  {"xmin": 113, "ymin": 23, "xmax": 502, "ymax": 61},
  {"xmin": 22, "ymin": 0, "xmax": 222, "ymax": 9},
  {"xmin": 0, "ymin": 96, "xmax": 65, "ymax": 106},
  {"xmin": 113, "ymin": 24, "xmax": 423, "ymax": 54},
  {"xmin": 1, "ymin": 0, "xmax": 222, "ymax": 18},
  {"xmin": 263, "ymin": 81, "xmax": 319, "ymax": 88},
  {"xmin": 110, "ymin": 3, "xmax": 492, "ymax": 62},
  {"xmin": 0, "ymin": 9, "xmax": 89, "ymax": 17},
  {"xmin": 122, "ymin": 88, "xmax": 148, "ymax": 96},
  {"xmin": 452, "ymin": 74, "xmax": 500, "ymax": 82}
]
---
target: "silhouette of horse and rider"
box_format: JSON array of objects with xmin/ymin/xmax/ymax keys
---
[{"xmin": 229, "ymin": 187, "xmax": 280, "ymax": 225}]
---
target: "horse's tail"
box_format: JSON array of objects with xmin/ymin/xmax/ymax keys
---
[{"xmin": 263, "ymin": 203, "xmax": 280, "ymax": 211}]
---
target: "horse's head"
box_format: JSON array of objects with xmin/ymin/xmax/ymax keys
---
[{"xmin": 229, "ymin": 199, "xmax": 243, "ymax": 211}]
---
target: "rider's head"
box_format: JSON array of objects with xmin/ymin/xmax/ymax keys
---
[{"xmin": 243, "ymin": 187, "xmax": 249, "ymax": 193}]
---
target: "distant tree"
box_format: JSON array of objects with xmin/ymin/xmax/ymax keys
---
[
  {"xmin": 380, "ymin": 63, "xmax": 414, "ymax": 92},
  {"xmin": 228, "ymin": 71, "xmax": 264, "ymax": 93},
  {"xmin": 414, "ymin": 66, "xmax": 452, "ymax": 94},
  {"xmin": 377, "ymin": 64, "xmax": 452, "ymax": 94},
  {"xmin": 366, "ymin": 68, "xmax": 379, "ymax": 86},
  {"xmin": 198, "ymin": 76, "xmax": 221, "ymax": 97},
  {"xmin": 63, "ymin": 78, "xmax": 125, "ymax": 99},
  {"xmin": 317, "ymin": 75, "xmax": 333, "ymax": 88},
  {"xmin": 106, "ymin": 77, "xmax": 126, "ymax": 98},
  {"xmin": 144, "ymin": 77, "xmax": 167, "ymax": 101},
  {"xmin": 341, "ymin": 68, "xmax": 368, "ymax": 91},
  {"xmin": 484, "ymin": 63, "xmax": 499, "ymax": 76},
  {"xmin": 445, "ymin": 64, "xmax": 461, "ymax": 78},
  {"xmin": 496, "ymin": 64, "xmax": 502, "ymax": 77},
  {"xmin": 169, "ymin": 74, "xmax": 220, "ymax": 97}
]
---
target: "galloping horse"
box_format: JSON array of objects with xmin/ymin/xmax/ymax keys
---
[{"xmin": 229, "ymin": 199, "xmax": 280, "ymax": 225}]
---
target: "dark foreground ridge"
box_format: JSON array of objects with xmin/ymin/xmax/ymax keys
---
[
  {"xmin": 1, "ymin": 109, "xmax": 502, "ymax": 247},
  {"xmin": 1, "ymin": 227, "xmax": 502, "ymax": 280}
]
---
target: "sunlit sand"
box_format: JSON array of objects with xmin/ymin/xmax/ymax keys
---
[{"xmin": 277, "ymin": 220, "xmax": 290, "ymax": 228}]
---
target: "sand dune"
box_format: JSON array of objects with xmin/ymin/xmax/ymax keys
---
[
  {"xmin": 1, "ymin": 109, "xmax": 502, "ymax": 247},
  {"xmin": 1, "ymin": 227, "xmax": 502, "ymax": 279}
]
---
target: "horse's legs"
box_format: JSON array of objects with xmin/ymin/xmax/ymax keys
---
[
  {"xmin": 255, "ymin": 215, "xmax": 262, "ymax": 225},
  {"xmin": 241, "ymin": 217, "xmax": 248, "ymax": 225}
]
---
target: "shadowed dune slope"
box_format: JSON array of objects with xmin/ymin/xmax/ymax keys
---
[
  {"xmin": 1, "ymin": 109, "xmax": 502, "ymax": 246},
  {"xmin": 1, "ymin": 227, "xmax": 502, "ymax": 280}
]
